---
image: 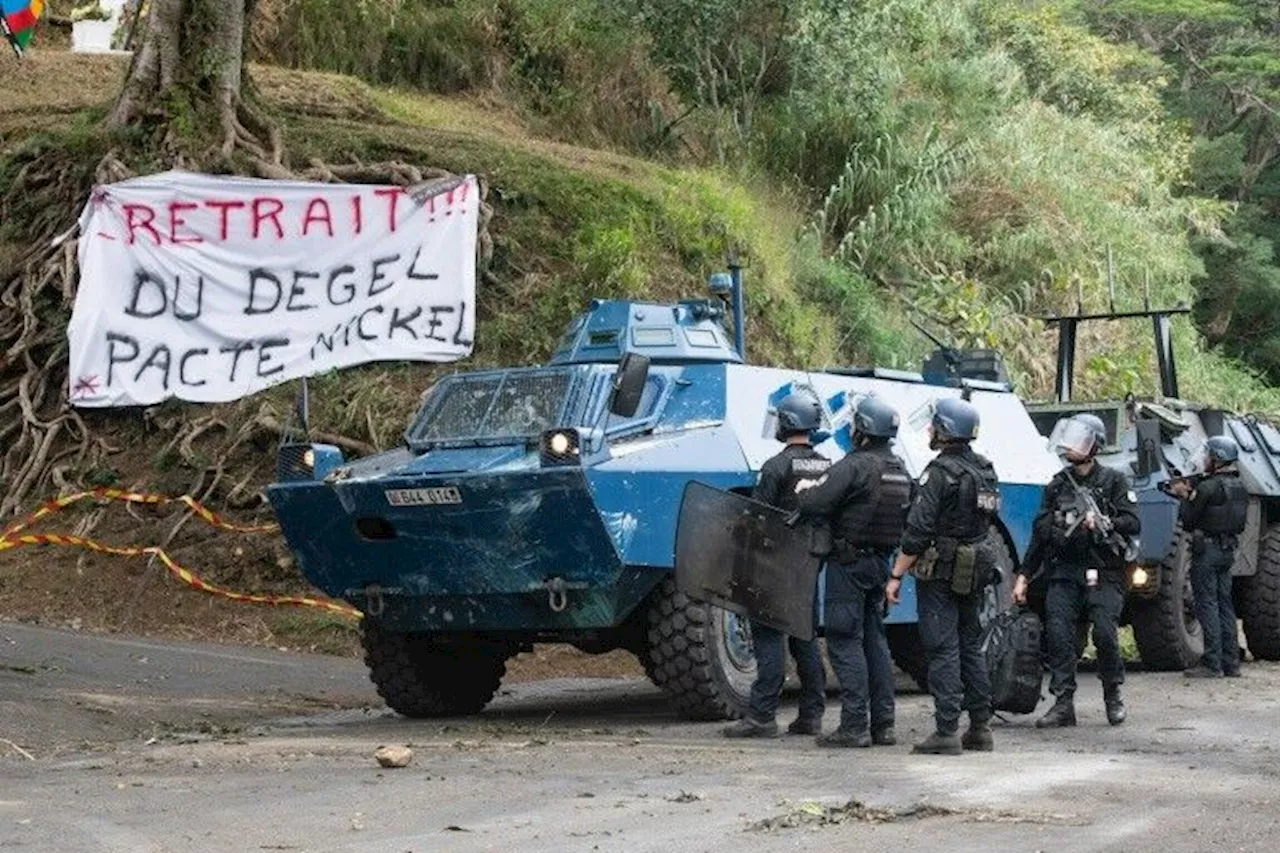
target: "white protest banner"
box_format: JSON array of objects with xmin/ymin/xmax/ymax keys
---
[{"xmin": 67, "ymin": 169, "xmax": 478, "ymax": 407}]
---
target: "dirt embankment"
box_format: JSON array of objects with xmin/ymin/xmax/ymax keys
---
[{"xmin": 0, "ymin": 50, "xmax": 650, "ymax": 682}]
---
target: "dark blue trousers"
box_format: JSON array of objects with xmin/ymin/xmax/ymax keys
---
[
  {"xmin": 1190, "ymin": 539, "xmax": 1239, "ymax": 674},
  {"xmin": 917, "ymin": 577, "xmax": 992, "ymax": 734},
  {"xmin": 746, "ymin": 621, "xmax": 826, "ymax": 724},
  {"xmin": 824, "ymin": 555, "xmax": 896, "ymax": 733}
]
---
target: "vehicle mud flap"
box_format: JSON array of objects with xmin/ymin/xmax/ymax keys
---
[{"xmin": 674, "ymin": 481, "xmax": 821, "ymax": 640}]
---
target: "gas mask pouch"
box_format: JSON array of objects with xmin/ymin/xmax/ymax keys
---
[{"xmin": 950, "ymin": 543, "xmax": 978, "ymax": 595}]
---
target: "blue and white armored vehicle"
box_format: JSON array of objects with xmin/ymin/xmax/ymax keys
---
[
  {"xmin": 267, "ymin": 262, "xmax": 1060, "ymax": 719},
  {"xmin": 1024, "ymin": 306, "xmax": 1280, "ymax": 670}
]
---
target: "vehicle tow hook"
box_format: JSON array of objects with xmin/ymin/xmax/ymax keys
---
[{"xmin": 542, "ymin": 577, "xmax": 588, "ymax": 613}]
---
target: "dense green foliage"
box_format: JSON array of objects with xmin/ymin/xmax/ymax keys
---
[{"xmin": 250, "ymin": 0, "xmax": 1280, "ymax": 412}]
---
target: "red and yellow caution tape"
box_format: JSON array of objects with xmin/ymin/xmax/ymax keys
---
[
  {"xmin": 0, "ymin": 488, "xmax": 279, "ymax": 541},
  {"xmin": 0, "ymin": 489, "xmax": 362, "ymax": 619}
]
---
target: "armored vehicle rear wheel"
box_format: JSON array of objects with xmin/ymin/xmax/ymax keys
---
[
  {"xmin": 361, "ymin": 621, "xmax": 513, "ymax": 718},
  {"xmin": 645, "ymin": 577, "xmax": 754, "ymax": 721},
  {"xmin": 1131, "ymin": 525, "xmax": 1203, "ymax": 670},
  {"xmin": 886, "ymin": 526, "xmax": 1015, "ymax": 692},
  {"xmin": 1240, "ymin": 523, "xmax": 1280, "ymax": 661}
]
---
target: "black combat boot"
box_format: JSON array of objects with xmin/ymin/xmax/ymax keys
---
[
  {"xmin": 722, "ymin": 717, "xmax": 780, "ymax": 738},
  {"xmin": 961, "ymin": 715, "xmax": 994, "ymax": 751},
  {"xmin": 871, "ymin": 724, "xmax": 897, "ymax": 746},
  {"xmin": 1104, "ymin": 688, "xmax": 1126, "ymax": 726},
  {"xmin": 1035, "ymin": 698, "xmax": 1076, "ymax": 729},
  {"xmin": 787, "ymin": 716, "xmax": 823, "ymax": 736},
  {"xmin": 816, "ymin": 728, "xmax": 872, "ymax": 748},
  {"xmin": 1183, "ymin": 664, "xmax": 1222, "ymax": 679},
  {"xmin": 911, "ymin": 731, "xmax": 962, "ymax": 755}
]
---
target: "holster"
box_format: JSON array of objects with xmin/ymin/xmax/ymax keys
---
[{"xmin": 912, "ymin": 546, "xmax": 939, "ymax": 580}]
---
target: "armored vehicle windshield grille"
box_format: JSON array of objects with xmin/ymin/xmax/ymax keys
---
[{"xmin": 410, "ymin": 369, "xmax": 574, "ymax": 444}]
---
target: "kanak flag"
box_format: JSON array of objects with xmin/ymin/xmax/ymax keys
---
[{"xmin": 2, "ymin": 0, "xmax": 44, "ymax": 54}]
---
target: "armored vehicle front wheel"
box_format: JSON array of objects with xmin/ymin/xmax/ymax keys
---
[
  {"xmin": 644, "ymin": 577, "xmax": 754, "ymax": 721},
  {"xmin": 1239, "ymin": 522, "xmax": 1280, "ymax": 661},
  {"xmin": 361, "ymin": 621, "xmax": 514, "ymax": 718},
  {"xmin": 1130, "ymin": 525, "xmax": 1203, "ymax": 670}
]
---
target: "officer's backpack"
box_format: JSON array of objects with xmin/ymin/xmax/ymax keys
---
[{"xmin": 982, "ymin": 607, "xmax": 1044, "ymax": 715}]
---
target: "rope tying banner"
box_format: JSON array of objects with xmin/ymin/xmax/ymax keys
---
[{"xmin": 0, "ymin": 489, "xmax": 361, "ymax": 619}]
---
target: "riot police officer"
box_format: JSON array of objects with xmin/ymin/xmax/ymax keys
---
[
  {"xmin": 1013, "ymin": 413, "xmax": 1139, "ymax": 728},
  {"xmin": 723, "ymin": 391, "xmax": 829, "ymax": 738},
  {"xmin": 887, "ymin": 398, "xmax": 1001, "ymax": 755},
  {"xmin": 794, "ymin": 395, "xmax": 912, "ymax": 748},
  {"xmin": 1172, "ymin": 436, "xmax": 1249, "ymax": 679}
]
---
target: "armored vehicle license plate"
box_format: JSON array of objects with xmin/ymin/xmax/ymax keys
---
[{"xmin": 384, "ymin": 487, "xmax": 463, "ymax": 506}]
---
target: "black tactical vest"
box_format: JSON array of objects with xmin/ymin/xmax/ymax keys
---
[
  {"xmin": 844, "ymin": 453, "xmax": 913, "ymax": 548},
  {"xmin": 933, "ymin": 453, "xmax": 1000, "ymax": 543},
  {"xmin": 1200, "ymin": 473, "xmax": 1249, "ymax": 535},
  {"xmin": 775, "ymin": 448, "xmax": 832, "ymax": 513}
]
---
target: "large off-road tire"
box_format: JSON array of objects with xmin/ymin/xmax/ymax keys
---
[
  {"xmin": 361, "ymin": 621, "xmax": 512, "ymax": 718},
  {"xmin": 1239, "ymin": 523, "xmax": 1280, "ymax": 661},
  {"xmin": 1130, "ymin": 525, "xmax": 1203, "ymax": 670},
  {"xmin": 886, "ymin": 526, "xmax": 1015, "ymax": 692},
  {"xmin": 644, "ymin": 576, "xmax": 755, "ymax": 721}
]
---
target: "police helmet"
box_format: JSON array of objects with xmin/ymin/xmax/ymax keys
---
[
  {"xmin": 853, "ymin": 395, "xmax": 900, "ymax": 439},
  {"xmin": 1055, "ymin": 413, "xmax": 1106, "ymax": 459},
  {"xmin": 931, "ymin": 398, "xmax": 979, "ymax": 442},
  {"xmin": 1206, "ymin": 435, "xmax": 1240, "ymax": 466},
  {"xmin": 775, "ymin": 390, "xmax": 823, "ymax": 438}
]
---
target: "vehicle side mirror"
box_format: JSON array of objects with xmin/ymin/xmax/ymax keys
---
[
  {"xmin": 608, "ymin": 352, "xmax": 651, "ymax": 417},
  {"xmin": 1134, "ymin": 418, "xmax": 1163, "ymax": 478}
]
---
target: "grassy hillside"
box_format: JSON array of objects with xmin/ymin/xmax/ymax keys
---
[
  {"xmin": 0, "ymin": 51, "xmax": 912, "ymax": 661},
  {"xmin": 5, "ymin": 0, "xmax": 1280, "ymax": 660}
]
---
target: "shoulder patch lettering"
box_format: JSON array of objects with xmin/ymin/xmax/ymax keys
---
[{"xmin": 792, "ymin": 458, "xmax": 832, "ymax": 474}]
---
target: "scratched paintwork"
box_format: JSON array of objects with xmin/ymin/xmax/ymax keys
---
[{"xmin": 268, "ymin": 293, "xmax": 1064, "ymax": 634}]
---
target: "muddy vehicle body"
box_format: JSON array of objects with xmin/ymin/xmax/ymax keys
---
[
  {"xmin": 267, "ymin": 265, "xmax": 1059, "ymax": 719},
  {"xmin": 1023, "ymin": 307, "xmax": 1280, "ymax": 670}
]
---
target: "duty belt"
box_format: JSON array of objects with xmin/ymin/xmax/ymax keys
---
[
  {"xmin": 1210, "ymin": 532, "xmax": 1239, "ymax": 550},
  {"xmin": 838, "ymin": 543, "xmax": 895, "ymax": 559}
]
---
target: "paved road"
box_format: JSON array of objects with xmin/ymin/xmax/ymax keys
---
[{"xmin": 4, "ymin": 620, "xmax": 1280, "ymax": 852}]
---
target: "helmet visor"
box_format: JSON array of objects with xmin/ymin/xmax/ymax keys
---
[{"xmin": 1050, "ymin": 418, "xmax": 1098, "ymax": 459}]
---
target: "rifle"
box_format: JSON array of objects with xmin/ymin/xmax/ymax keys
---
[
  {"xmin": 1157, "ymin": 471, "xmax": 1207, "ymax": 498},
  {"xmin": 1059, "ymin": 470, "xmax": 1127, "ymax": 557}
]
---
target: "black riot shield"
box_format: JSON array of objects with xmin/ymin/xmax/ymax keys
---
[{"xmin": 674, "ymin": 481, "xmax": 822, "ymax": 640}]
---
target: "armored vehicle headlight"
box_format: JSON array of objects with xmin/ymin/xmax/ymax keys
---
[
  {"xmin": 540, "ymin": 428, "xmax": 581, "ymax": 466},
  {"xmin": 1132, "ymin": 567, "xmax": 1149, "ymax": 587},
  {"xmin": 302, "ymin": 448, "xmax": 315, "ymax": 469}
]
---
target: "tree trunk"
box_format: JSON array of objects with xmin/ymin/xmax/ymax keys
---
[{"xmin": 105, "ymin": 0, "xmax": 282, "ymax": 170}]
